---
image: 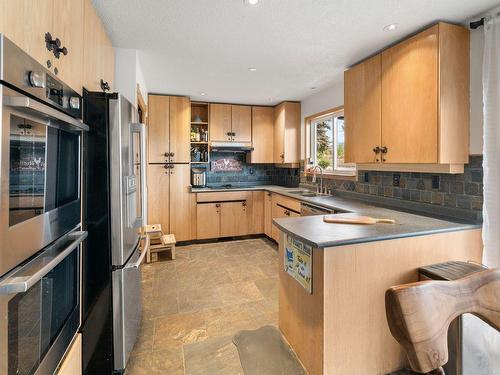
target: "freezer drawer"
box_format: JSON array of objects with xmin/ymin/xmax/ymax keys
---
[{"xmin": 112, "ymin": 242, "xmax": 147, "ymax": 372}]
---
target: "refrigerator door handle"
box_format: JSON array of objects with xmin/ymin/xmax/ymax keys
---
[
  {"xmin": 125, "ymin": 235, "xmax": 149, "ymax": 269},
  {"xmin": 130, "ymin": 122, "xmax": 147, "ymax": 227}
]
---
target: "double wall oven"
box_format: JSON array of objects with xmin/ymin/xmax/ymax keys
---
[{"xmin": 0, "ymin": 35, "xmax": 88, "ymax": 375}]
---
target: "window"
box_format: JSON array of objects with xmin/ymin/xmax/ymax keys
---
[{"xmin": 308, "ymin": 110, "xmax": 355, "ymax": 175}]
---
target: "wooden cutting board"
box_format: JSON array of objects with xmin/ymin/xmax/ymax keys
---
[{"xmin": 323, "ymin": 214, "xmax": 396, "ymax": 225}]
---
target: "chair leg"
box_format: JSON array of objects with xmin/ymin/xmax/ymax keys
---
[{"xmin": 171, "ymin": 245, "xmax": 176, "ymax": 260}]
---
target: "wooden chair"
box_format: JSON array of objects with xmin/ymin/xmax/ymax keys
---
[
  {"xmin": 385, "ymin": 269, "xmax": 500, "ymax": 375},
  {"xmin": 144, "ymin": 224, "xmax": 176, "ymax": 263}
]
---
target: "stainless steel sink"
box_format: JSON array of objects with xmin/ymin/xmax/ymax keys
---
[{"xmin": 299, "ymin": 192, "xmax": 321, "ymax": 197}]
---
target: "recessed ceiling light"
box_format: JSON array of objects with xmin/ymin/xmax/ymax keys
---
[
  {"xmin": 244, "ymin": 0, "xmax": 259, "ymax": 5},
  {"xmin": 383, "ymin": 23, "xmax": 399, "ymax": 32},
  {"xmin": 200, "ymin": 92, "xmax": 206, "ymax": 96},
  {"xmin": 248, "ymin": 67, "xmax": 257, "ymax": 72}
]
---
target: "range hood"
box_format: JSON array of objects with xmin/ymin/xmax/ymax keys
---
[{"xmin": 210, "ymin": 141, "xmax": 254, "ymax": 152}]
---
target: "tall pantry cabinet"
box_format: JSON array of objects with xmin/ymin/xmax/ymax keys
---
[{"xmin": 147, "ymin": 95, "xmax": 193, "ymax": 241}]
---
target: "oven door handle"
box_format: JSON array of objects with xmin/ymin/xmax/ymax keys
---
[
  {"xmin": 5, "ymin": 96, "xmax": 89, "ymax": 132},
  {"xmin": 126, "ymin": 235, "xmax": 150, "ymax": 269},
  {"xmin": 0, "ymin": 231, "xmax": 87, "ymax": 295}
]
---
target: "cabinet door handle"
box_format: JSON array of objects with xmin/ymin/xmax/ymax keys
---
[
  {"xmin": 100, "ymin": 79, "xmax": 110, "ymax": 92},
  {"xmin": 215, "ymin": 203, "xmax": 221, "ymax": 208},
  {"xmin": 373, "ymin": 146, "xmax": 381, "ymax": 154},
  {"xmin": 242, "ymin": 202, "xmax": 247, "ymax": 207}
]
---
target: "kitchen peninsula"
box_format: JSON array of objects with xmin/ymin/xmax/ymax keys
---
[{"xmin": 273, "ymin": 197, "xmax": 482, "ymax": 375}]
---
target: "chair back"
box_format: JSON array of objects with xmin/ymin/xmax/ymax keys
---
[{"xmin": 385, "ymin": 269, "xmax": 500, "ymax": 373}]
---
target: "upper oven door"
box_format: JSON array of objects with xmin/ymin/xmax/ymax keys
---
[{"xmin": 0, "ymin": 85, "xmax": 88, "ymax": 277}]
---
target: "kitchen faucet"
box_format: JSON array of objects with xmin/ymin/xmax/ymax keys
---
[{"xmin": 311, "ymin": 165, "xmax": 324, "ymax": 194}]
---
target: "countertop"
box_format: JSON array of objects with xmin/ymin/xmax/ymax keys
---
[{"xmin": 191, "ymin": 184, "xmax": 481, "ymax": 248}]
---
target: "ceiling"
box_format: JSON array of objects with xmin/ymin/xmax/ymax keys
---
[{"xmin": 92, "ymin": 0, "xmax": 499, "ymax": 105}]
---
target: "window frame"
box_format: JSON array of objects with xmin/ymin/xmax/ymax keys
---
[{"xmin": 305, "ymin": 106, "xmax": 356, "ymax": 177}]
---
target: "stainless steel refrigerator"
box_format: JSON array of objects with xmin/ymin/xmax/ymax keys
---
[{"xmin": 82, "ymin": 91, "xmax": 147, "ymax": 374}]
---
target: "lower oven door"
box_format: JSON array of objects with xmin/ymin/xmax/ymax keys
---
[{"xmin": 0, "ymin": 230, "xmax": 86, "ymax": 375}]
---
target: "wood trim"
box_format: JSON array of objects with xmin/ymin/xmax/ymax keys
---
[
  {"xmin": 303, "ymin": 105, "xmax": 344, "ymax": 124},
  {"xmin": 303, "ymin": 171, "xmax": 357, "ymax": 181},
  {"xmin": 137, "ymin": 84, "xmax": 147, "ymax": 120},
  {"xmin": 356, "ymin": 163, "xmax": 464, "ymax": 174},
  {"xmin": 196, "ymin": 191, "xmax": 251, "ymax": 203}
]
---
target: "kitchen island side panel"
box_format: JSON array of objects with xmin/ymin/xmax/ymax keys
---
[{"xmin": 323, "ymin": 228, "xmax": 483, "ymax": 375}]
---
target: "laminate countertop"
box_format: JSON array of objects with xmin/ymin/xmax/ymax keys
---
[{"xmin": 191, "ymin": 185, "xmax": 481, "ymax": 248}]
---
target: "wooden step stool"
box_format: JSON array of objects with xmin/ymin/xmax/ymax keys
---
[{"xmin": 144, "ymin": 224, "xmax": 176, "ymax": 263}]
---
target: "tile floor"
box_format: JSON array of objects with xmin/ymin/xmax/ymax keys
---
[{"xmin": 127, "ymin": 237, "xmax": 279, "ymax": 375}]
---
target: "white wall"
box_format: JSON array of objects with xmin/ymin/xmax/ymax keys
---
[
  {"xmin": 114, "ymin": 48, "xmax": 149, "ymax": 107},
  {"xmin": 300, "ymin": 80, "xmax": 344, "ymax": 158},
  {"xmin": 300, "ymin": 30, "xmax": 485, "ymax": 158}
]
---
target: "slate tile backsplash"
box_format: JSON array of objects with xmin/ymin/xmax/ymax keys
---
[
  {"xmin": 301, "ymin": 155, "xmax": 483, "ymax": 221},
  {"xmin": 203, "ymin": 152, "xmax": 300, "ymax": 187}
]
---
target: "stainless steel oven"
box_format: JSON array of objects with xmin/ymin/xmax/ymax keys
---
[
  {"xmin": 0, "ymin": 35, "xmax": 88, "ymax": 278},
  {"xmin": 0, "ymin": 229, "xmax": 87, "ymax": 375}
]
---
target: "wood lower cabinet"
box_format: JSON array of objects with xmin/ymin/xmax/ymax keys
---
[
  {"xmin": 274, "ymin": 102, "xmax": 301, "ymax": 164},
  {"xmin": 249, "ymin": 106, "xmax": 274, "ymax": 163},
  {"xmin": 264, "ymin": 192, "xmax": 273, "ymax": 237},
  {"xmin": 56, "ymin": 334, "xmax": 82, "ymax": 375},
  {"xmin": 147, "ymin": 164, "xmax": 170, "ymax": 233},
  {"xmin": 169, "ymin": 164, "xmax": 192, "ymax": 241},
  {"xmin": 271, "ymin": 195, "xmax": 301, "ymax": 242},
  {"xmin": 196, "ymin": 203, "xmax": 221, "ymax": 240},
  {"xmin": 250, "ymin": 191, "xmax": 265, "ymax": 234},
  {"xmin": 148, "ymin": 164, "xmax": 193, "ymax": 241},
  {"xmin": 210, "ymin": 104, "xmax": 232, "ymax": 142},
  {"xmin": 220, "ymin": 201, "xmax": 249, "ymax": 237}
]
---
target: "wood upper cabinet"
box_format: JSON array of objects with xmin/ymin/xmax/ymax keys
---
[
  {"xmin": 344, "ymin": 22, "xmax": 469, "ymax": 171},
  {"xmin": 210, "ymin": 104, "xmax": 232, "ymax": 141},
  {"xmin": 0, "ymin": 0, "xmax": 87, "ymax": 93},
  {"xmin": 274, "ymin": 102, "xmax": 301, "ymax": 164},
  {"xmin": 0, "ymin": 0, "xmax": 52, "ymax": 71},
  {"xmin": 169, "ymin": 164, "xmax": 192, "ymax": 241},
  {"xmin": 381, "ymin": 26, "xmax": 439, "ymax": 163},
  {"xmin": 51, "ymin": 0, "xmax": 84, "ymax": 92},
  {"xmin": 249, "ymin": 106, "xmax": 274, "ymax": 163},
  {"xmin": 344, "ymin": 54, "xmax": 381, "ymax": 163},
  {"xmin": 83, "ymin": 0, "xmax": 114, "ymax": 92},
  {"xmin": 196, "ymin": 203, "xmax": 221, "ymax": 240},
  {"xmin": 231, "ymin": 105, "xmax": 252, "ymax": 142},
  {"xmin": 169, "ymin": 96, "xmax": 191, "ymax": 163},
  {"xmin": 220, "ymin": 201, "xmax": 249, "ymax": 237},
  {"xmin": 148, "ymin": 95, "xmax": 170, "ymax": 163},
  {"xmin": 147, "ymin": 164, "xmax": 170, "ymax": 235}
]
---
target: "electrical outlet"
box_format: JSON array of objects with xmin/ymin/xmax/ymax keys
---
[
  {"xmin": 432, "ymin": 175, "xmax": 440, "ymax": 189},
  {"xmin": 393, "ymin": 173, "xmax": 401, "ymax": 187}
]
